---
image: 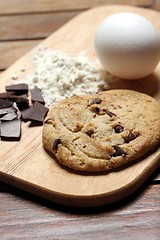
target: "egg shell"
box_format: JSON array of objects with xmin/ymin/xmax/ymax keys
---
[{"xmin": 94, "ymin": 12, "xmax": 160, "ymax": 79}]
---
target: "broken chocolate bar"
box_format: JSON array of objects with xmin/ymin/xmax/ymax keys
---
[
  {"xmin": 30, "ymin": 86, "xmax": 45, "ymax": 105},
  {"xmin": 21, "ymin": 101, "xmax": 48, "ymax": 123},
  {"xmin": 0, "ymin": 99, "xmax": 13, "ymax": 109},
  {"xmin": 0, "ymin": 119, "xmax": 21, "ymax": 141},
  {"xmin": 5, "ymin": 83, "xmax": 29, "ymax": 95},
  {"xmin": 0, "ymin": 104, "xmax": 18, "ymax": 120},
  {"xmin": 0, "ymin": 92, "xmax": 29, "ymax": 110}
]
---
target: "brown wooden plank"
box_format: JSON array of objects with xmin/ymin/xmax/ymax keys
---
[
  {"xmin": 153, "ymin": 0, "xmax": 160, "ymax": 11},
  {"xmin": 0, "ymin": 11, "xmax": 79, "ymax": 41},
  {"xmin": 0, "ymin": 184, "xmax": 159, "ymax": 239},
  {"xmin": 0, "ymin": 40, "xmax": 41, "ymax": 70},
  {"xmin": 0, "ymin": 0, "xmax": 154, "ymax": 15}
]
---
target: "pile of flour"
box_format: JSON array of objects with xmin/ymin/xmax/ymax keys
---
[{"xmin": 13, "ymin": 48, "xmax": 111, "ymax": 106}]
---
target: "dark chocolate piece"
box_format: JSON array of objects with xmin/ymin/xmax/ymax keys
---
[
  {"xmin": 0, "ymin": 112, "xmax": 17, "ymax": 121},
  {"xmin": 0, "ymin": 92, "xmax": 16, "ymax": 99},
  {"xmin": 114, "ymin": 125, "xmax": 124, "ymax": 133},
  {"xmin": 106, "ymin": 110, "xmax": 116, "ymax": 117},
  {"xmin": 5, "ymin": 83, "xmax": 28, "ymax": 95},
  {"xmin": 124, "ymin": 132, "xmax": 139, "ymax": 143},
  {"xmin": 0, "ymin": 106, "xmax": 16, "ymax": 117},
  {"xmin": 0, "ymin": 99, "xmax": 13, "ymax": 109},
  {"xmin": 15, "ymin": 94, "xmax": 29, "ymax": 110},
  {"xmin": 21, "ymin": 106, "xmax": 33, "ymax": 121},
  {"xmin": 30, "ymin": 86, "xmax": 45, "ymax": 105},
  {"xmin": 52, "ymin": 138, "xmax": 61, "ymax": 151},
  {"xmin": 21, "ymin": 102, "xmax": 48, "ymax": 123},
  {"xmin": 0, "ymin": 119, "xmax": 21, "ymax": 140},
  {"xmin": 0, "ymin": 92, "xmax": 29, "ymax": 110},
  {"xmin": 91, "ymin": 98, "xmax": 102, "ymax": 104},
  {"xmin": 95, "ymin": 107, "xmax": 100, "ymax": 113},
  {"xmin": 112, "ymin": 145, "xmax": 127, "ymax": 157},
  {"xmin": 85, "ymin": 129, "xmax": 94, "ymax": 137}
]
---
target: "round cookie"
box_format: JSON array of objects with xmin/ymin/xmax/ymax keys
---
[{"xmin": 42, "ymin": 90, "xmax": 160, "ymax": 172}]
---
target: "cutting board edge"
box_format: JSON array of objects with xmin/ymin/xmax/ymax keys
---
[{"xmin": 0, "ymin": 156, "xmax": 159, "ymax": 207}]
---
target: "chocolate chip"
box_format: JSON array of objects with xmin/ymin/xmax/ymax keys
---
[
  {"xmin": 85, "ymin": 129, "xmax": 94, "ymax": 137},
  {"xmin": 91, "ymin": 98, "xmax": 102, "ymax": 104},
  {"xmin": 106, "ymin": 110, "xmax": 116, "ymax": 117},
  {"xmin": 112, "ymin": 145, "xmax": 127, "ymax": 157},
  {"xmin": 96, "ymin": 107, "xmax": 100, "ymax": 113},
  {"xmin": 6, "ymin": 83, "xmax": 29, "ymax": 95},
  {"xmin": 124, "ymin": 132, "xmax": 139, "ymax": 143},
  {"xmin": 114, "ymin": 125, "xmax": 124, "ymax": 133},
  {"xmin": 52, "ymin": 138, "xmax": 61, "ymax": 151}
]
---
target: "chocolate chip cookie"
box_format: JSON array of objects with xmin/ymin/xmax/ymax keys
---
[{"xmin": 42, "ymin": 90, "xmax": 160, "ymax": 172}]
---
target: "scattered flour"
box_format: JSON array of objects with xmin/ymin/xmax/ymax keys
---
[{"xmin": 13, "ymin": 48, "xmax": 111, "ymax": 106}]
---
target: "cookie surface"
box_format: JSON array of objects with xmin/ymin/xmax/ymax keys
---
[{"xmin": 42, "ymin": 90, "xmax": 160, "ymax": 172}]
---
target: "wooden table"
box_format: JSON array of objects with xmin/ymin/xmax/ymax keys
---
[{"xmin": 0, "ymin": 1, "xmax": 160, "ymax": 239}]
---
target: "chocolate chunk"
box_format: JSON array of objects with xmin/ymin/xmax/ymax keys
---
[
  {"xmin": 0, "ymin": 92, "xmax": 29, "ymax": 110},
  {"xmin": 95, "ymin": 107, "xmax": 100, "ymax": 113},
  {"xmin": 30, "ymin": 86, "xmax": 45, "ymax": 105},
  {"xmin": 91, "ymin": 98, "xmax": 102, "ymax": 104},
  {"xmin": 21, "ymin": 102, "xmax": 48, "ymax": 123},
  {"xmin": 0, "ymin": 99, "xmax": 13, "ymax": 109},
  {"xmin": 112, "ymin": 145, "xmax": 127, "ymax": 157},
  {"xmin": 114, "ymin": 125, "xmax": 124, "ymax": 133},
  {"xmin": 52, "ymin": 138, "xmax": 61, "ymax": 151},
  {"xmin": 0, "ymin": 92, "xmax": 16, "ymax": 99},
  {"xmin": 6, "ymin": 83, "xmax": 28, "ymax": 95},
  {"xmin": 85, "ymin": 129, "xmax": 94, "ymax": 137},
  {"xmin": 0, "ymin": 112, "xmax": 17, "ymax": 121},
  {"xmin": 0, "ymin": 103, "xmax": 19, "ymax": 120},
  {"xmin": 0, "ymin": 106, "xmax": 16, "ymax": 117},
  {"xmin": 14, "ymin": 94, "xmax": 29, "ymax": 110},
  {"xmin": 124, "ymin": 132, "xmax": 139, "ymax": 143},
  {"xmin": 21, "ymin": 107, "xmax": 32, "ymax": 121},
  {"xmin": 106, "ymin": 110, "xmax": 116, "ymax": 117},
  {"xmin": 0, "ymin": 119, "xmax": 21, "ymax": 141}
]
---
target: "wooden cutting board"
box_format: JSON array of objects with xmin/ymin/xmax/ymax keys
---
[{"xmin": 0, "ymin": 5, "xmax": 160, "ymax": 207}]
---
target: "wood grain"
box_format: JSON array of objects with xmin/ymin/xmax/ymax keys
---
[
  {"xmin": 0, "ymin": 185, "xmax": 159, "ymax": 239},
  {"xmin": 0, "ymin": 0, "xmax": 153, "ymax": 15},
  {"xmin": 0, "ymin": 5, "xmax": 160, "ymax": 207},
  {"xmin": 154, "ymin": 0, "xmax": 160, "ymax": 11},
  {"xmin": 0, "ymin": 40, "xmax": 41, "ymax": 70},
  {"xmin": 0, "ymin": 11, "xmax": 79, "ymax": 41}
]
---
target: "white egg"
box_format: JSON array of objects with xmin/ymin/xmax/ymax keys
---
[{"xmin": 94, "ymin": 12, "xmax": 160, "ymax": 79}]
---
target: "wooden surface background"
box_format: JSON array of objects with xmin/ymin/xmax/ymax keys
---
[{"xmin": 0, "ymin": 0, "xmax": 160, "ymax": 239}]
